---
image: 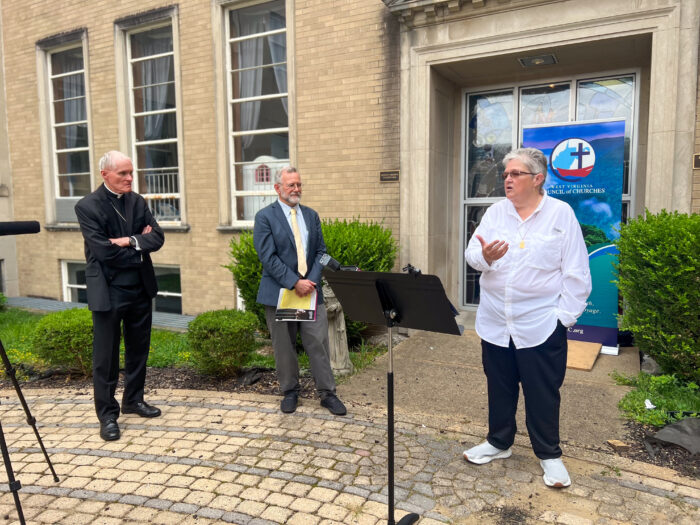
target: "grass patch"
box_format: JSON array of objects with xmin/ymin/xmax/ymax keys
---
[
  {"xmin": 147, "ymin": 330, "xmax": 190, "ymax": 368},
  {"xmin": 0, "ymin": 309, "xmax": 44, "ymax": 371},
  {"xmin": 612, "ymin": 371, "xmax": 700, "ymax": 427}
]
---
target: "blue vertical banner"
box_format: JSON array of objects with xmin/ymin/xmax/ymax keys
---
[{"xmin": 523, "ymin": 120, "xmax": 625, "ymax": 348}]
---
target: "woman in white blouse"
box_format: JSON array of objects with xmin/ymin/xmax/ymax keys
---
[{"xmin": 464, "ymin": 147, "xmax": 592, "ymax": 488}]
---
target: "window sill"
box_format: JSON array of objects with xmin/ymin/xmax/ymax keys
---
[
  {"xmin": 217, "ymin": 225, "xmax": 252, "ymax": 234},
  {"xmin": 45, "ymin": 223, "xmax": 81, "ymax": 232},
  {"xmin": 161, "ymin": 224, "xmax": 190, "ymax": 233},
  {"xmin": 45, "ymin": 223, "xmax": 191, "ymax": 232}
]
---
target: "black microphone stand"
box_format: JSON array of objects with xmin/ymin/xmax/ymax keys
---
[{"xmin": 0, "ymin": 337, "xmax": 59, "ymax": 524}]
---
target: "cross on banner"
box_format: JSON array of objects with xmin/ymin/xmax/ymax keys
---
[{"xmin": 571, "ymin": 142, "xmax": 590, "ymax": 169}]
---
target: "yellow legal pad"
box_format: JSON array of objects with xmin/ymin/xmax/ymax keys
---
[{"xmin": 275, "ymin": 289, "xmax": 317, "ymax": 321}]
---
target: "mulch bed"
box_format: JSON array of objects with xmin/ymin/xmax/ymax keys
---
[
  {"xmin": 614, "ymin": 421, "xmax": 699, "ymax": 479},
  {"xmin": 2, "ymin": 367, "xmax": 697, "ymax": 479}
]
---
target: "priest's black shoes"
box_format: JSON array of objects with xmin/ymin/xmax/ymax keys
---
[
  {"xmin": 121, "ymin": 401, "xmax": 161, "ymax": 418},
  {"xmin": 100, "ymin": 419, "xmax": 120, "ymax": 441}
]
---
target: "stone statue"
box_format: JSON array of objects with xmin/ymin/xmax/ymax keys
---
[{"xmin": 322, "ymin": 281, "xmax": 353, "ymax": 376}]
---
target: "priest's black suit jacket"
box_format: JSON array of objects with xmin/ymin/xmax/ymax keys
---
[{"xmin": 75, "ymin": 184, "xmax": 164, "ymax": 311}]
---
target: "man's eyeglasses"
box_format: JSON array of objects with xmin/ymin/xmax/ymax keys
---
[
  {"xmin": 501, "ymin": 170, "xmax": 535, "ymax": 180},
  {"xmin": 283, "ymin": 183, "xmax": 302, "ymax": 189}
]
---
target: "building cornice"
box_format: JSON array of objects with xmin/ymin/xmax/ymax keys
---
[{"xmin": 382, "ymin": 0, "xmax": 560, "ymax": 28}]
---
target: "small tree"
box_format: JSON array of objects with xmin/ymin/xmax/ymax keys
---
[{"xmin": 615, "ymin": 210, "xmax": 699, "ymax": 382}]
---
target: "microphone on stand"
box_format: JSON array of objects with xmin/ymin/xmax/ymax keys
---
[
  {"xmin": 0, "ymin": 221, "xmax": 40, "ymax": 237},
  {"xmin": 319, "ymin": 253, "xmax": 359, "ymax": 272}
]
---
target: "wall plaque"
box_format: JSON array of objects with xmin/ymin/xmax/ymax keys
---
[{"xmin": 380, "ymin": 170, "xmax": 399, "ymax": 182}]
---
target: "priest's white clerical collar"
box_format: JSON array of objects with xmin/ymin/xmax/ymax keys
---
[{"xmin": 104, "ymin": 183, "xmax": 123, "ymax": 198}]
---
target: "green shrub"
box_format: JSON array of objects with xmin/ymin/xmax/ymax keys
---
[
  {"xmin": 613, "ymin": 372, "xmax": 700, "ymax": 427},
  {"xmin": 31, "ymin": 308, "xmax": 93, "ymax": 376},
  {"xmin": 322, "ymin": 218, "xmax": 397, "ymax": 345},
  {"xmin": 225, "ymin": 231, "xmax": 267, "ymax": 332},
  {"xmin": 0, "ymin": 292, "xmax": 7, "ymax": 311},
  {"xmin": 615, "ymin": 210, "xmax": 699, "ymax": 382},
  {"xmin": 225, "ymin": 219, "xmax": 398, "ymax": 346},
  {"xmin": 321, "ymin": 218, "xmax": 397, "ymax": 273},
  {"xmin": 187, "ymin": 309, "xmax": 258, "ymax": 377}
]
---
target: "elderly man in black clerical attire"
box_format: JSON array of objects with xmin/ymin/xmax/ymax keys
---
[{"xmin": 75, "ymin": 150, "xmax": 165, "ymax": 441}]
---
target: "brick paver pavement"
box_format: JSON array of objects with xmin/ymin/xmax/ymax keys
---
[{"xmin": 0, "ymin": 388, "xmax": 697, "ymax": 524}]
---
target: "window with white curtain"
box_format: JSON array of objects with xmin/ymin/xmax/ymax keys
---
[
  {"xmin": 49, "ymin": 45, "xmax": 92, "ymax": 219},
  {"xmin": 127, "ymin": 24, "xmax": 181, "ymax": 223},
  {"xmin": 226, "ymin": 0, "xmax": 288, "ymax": 223}
]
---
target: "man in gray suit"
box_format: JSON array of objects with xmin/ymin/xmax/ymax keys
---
[{"xmin": 253, "ymin": 166, "xmax": 346, "ymax": 416}]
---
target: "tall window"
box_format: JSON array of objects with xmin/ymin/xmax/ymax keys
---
[
  {"xmin": 127, "ymin": 24, "xmax": 181, "ymax": 223},
  {"xmin": 463, "ymin": 74, "xmax": 637, "ymax": 306},
  {"xmin": 49, "ymin": 45, "xmax": 91, "ymax": 220},
  {"xmin": 227, "ymin": 0, "xmax": 288, "ymax": 223}
]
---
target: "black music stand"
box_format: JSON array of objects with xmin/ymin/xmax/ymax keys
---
[{"xmin": 323, "ymin": 268, "xmax": 461, "ymax": 525}]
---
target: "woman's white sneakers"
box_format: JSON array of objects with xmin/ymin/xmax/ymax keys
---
[
  {"xmin": 462, "ymin": 441, "xmax": 512, "ymax": 464},
  {"xmin": 464, "ymin": 443, "xmax": 572, "ymax": 488},
  {"xmin": 540, "ymin": 458, "xmax": 572, "ymax": 488}
]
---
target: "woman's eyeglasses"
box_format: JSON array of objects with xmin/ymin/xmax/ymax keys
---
[{"xmin": 501, "ymin": 170, "xmax": 535, "ymax": 180}]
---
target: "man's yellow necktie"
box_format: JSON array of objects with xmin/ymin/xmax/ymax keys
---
[{"xmin": 290, "ymin": 208, "xmax": 307, "ymax": 277}]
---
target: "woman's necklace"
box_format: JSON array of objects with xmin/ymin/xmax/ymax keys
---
[
  {"xmin": 516, "ymin": 196, "xmax": 542, "ymax": 248},
  {"xmin": 517, "ymin": 215, "xmax": 536, "ymax": 249}
]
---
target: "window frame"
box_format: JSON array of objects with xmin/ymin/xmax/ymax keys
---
[
  {"xmin": 224, "ymin": 0, "xmax": 290, "ymax": 227},
  {"xmin": 61, "ymin": 260, "xmax": 88, "ymax": 303},
  {"xmin": 153, "ymin": 264, "xmax": 183, "ymax": 314},
  {"xmin": 116, "ymin": 9, "xmax": 185, "ymax": 225},
  {"xmin": 61, "ymin": 260, "xmax": 183, "ymax": 313},
  {"xmin": 459, "ymin": 69, "xmax": 641, "ymax": 308},
  {"xmin": 37, "ymin": 32, "xmax": 94, "ymax": 224}
]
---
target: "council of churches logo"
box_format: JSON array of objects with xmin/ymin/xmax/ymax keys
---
[{"xmin": 550, "ymin": 138, "xmax": 596, "ymax": 182}]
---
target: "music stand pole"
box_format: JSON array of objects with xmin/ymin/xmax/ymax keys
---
[
  {"xmin": 0, "ymin": 338, "xmax": 59, "ymax": 524},
  {"xmin": 380, "ymin": 290, "xmax": 418, "ymax": 525}
]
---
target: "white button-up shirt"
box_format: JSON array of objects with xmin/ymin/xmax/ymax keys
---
[{"xmin": 465, "ymin": 192, "xmax": 592, "ymax": 349}]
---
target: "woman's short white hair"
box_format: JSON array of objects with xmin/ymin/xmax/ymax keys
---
[
  {"xmin": 502, "ymin": 147, "xmax": 548, "ymax": 194},
  {"xmin": 99, "ymin": 151, "xmax": 131, "ymax": 172}
]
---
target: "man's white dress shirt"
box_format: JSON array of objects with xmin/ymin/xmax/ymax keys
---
[{"xmin": 465, "ymin": 192, "xmax": 592, "ymax": 349}]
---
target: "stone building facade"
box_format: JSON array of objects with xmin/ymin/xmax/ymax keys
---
[{"xmin": 0, "ymin": 0, "xmax": 698, "ymax": 315}]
